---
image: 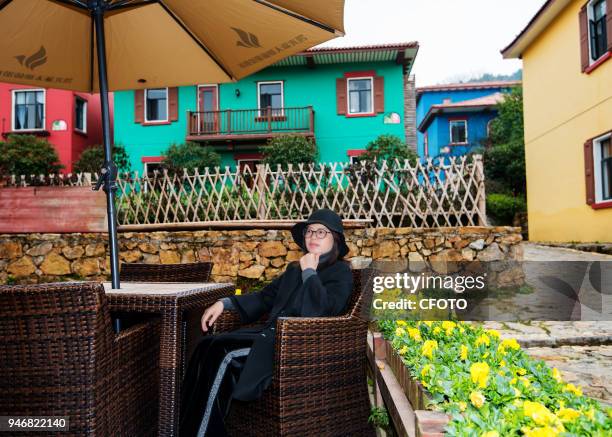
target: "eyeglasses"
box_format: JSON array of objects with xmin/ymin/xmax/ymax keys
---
[{"xmin": 303, "ymin": 228, "xmax": 332, "ymax": 239}]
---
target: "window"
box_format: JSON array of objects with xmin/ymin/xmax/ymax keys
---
[
  {"xmin": 13, "ymin": 89, "xmax": 44, "ymax": 131},
  {"xmin": 594, "ymin": 134, "xmax": 612, "ymax": 202},
  {"xmin": 75, "ymin": 96, "xmax": 87, "ymax": 133},
  {"xmin": 144, "ymin": 161, "xmax": 162, "ymax": 177},
  {"xmin": 145, "ymin": 88, "xmax": 168, "ymax": 122},
  {"xmin": 588, "ymin": 0, "xmax": 608, "ymax": 62},
  {"xmin": 257, "ymin": 81, "xmax": 283, "ymax": 116},
  {"xmin": 347, "ymin": 77, "xmax": 373, "ymax": 115},
  {"xmin": 450, "ymin": 120, "xmax": 468, "ymax": 144}
]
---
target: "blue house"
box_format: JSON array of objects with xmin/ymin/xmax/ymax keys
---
[{"xmin": 415, "ymin": 81, "xmax": 520, "ymax": 158}]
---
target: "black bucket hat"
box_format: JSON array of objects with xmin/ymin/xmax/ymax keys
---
[{"xmin": 291, "ymin": 208, "xmax": 349, "ymax": 257}]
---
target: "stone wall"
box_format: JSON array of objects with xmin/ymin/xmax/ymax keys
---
[{"xmin": 0, "ymin": 226, "xmax": 523, "ymax": 285}]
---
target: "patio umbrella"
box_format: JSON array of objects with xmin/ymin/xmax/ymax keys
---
[{"xmin": 0, "ymin": 0, "xmax": 345, "ymax": 288}]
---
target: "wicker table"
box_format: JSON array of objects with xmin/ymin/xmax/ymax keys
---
[{"xmin": 104, "ymin": 281, "xmax": 235, "ymax": 437}]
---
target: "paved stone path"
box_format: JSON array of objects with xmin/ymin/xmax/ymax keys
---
[{"xmin": 483, "ymin": 243, "xmax": 612, "ymax": 406}]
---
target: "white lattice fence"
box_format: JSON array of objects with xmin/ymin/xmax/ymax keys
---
[
  {"xmin": 114, "ymin": 155, "xmax": 487, "ymax": 228},
  {"xmin": 3, "ymin": 156, "xmax": 487, "ymax": 228}
]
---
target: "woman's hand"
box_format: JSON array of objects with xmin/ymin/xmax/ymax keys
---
[
  {"xmin": 201, "ymin": 300, "xmax": 224, "ymax": 332},
  {"xmin": 300, "ymin": 252, "xmax": 320, "ymax": 271}
]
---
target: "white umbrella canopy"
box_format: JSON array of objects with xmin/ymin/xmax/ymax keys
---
[{"xmin": 0, "ymin": 0, "xmax": 345, "ymax": 288}]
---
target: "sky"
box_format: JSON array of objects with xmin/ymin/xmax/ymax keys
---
[{"xmin": 316, "ymin": 0, "xmax": 547, "ymax": 87}]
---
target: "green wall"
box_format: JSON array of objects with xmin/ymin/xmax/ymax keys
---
[{"xmin": 114, "ymin": 61, "xmax": 407, "ymax": 174}]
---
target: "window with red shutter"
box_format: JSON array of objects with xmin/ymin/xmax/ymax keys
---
[
  {"xmin": 336, "ymin": 77, "xmax": 347, "ymax": 115},
  {"xmin": 584, "ymin": 139, "xmax": 595, "ymax": 204},
  {"xmin": 134, "ymin": 89, "xmax": 144, "ymax": 124},
  {"xmin": 168, "ymin": 87, "xmax": 178, "ymax": 122},
  {"xmin": 374, "ymin": 76, "xmax": 384, "ymax": 113}
]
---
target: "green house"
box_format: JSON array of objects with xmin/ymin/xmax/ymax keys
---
[{"xmin": 113, "ymin": 43, "xmax": 419, "ymax": 175}]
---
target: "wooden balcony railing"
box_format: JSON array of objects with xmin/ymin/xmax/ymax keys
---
[{"xmin": 187, "ymin": 106, "xmax": 314, "ymax": 140}]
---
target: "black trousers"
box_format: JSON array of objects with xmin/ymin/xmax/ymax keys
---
[{"xmin": 179, "ymin": 332, "xmax": 260, "ymax": 437}]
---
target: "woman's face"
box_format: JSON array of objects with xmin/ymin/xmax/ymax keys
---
[{"xmin": 304, "ymin": 223, "xmax": 334, "ymax": 255}]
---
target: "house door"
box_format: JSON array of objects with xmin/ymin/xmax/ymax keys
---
[{"xmin": 198, "ymin": 86, "xmax": 218, "ymax": 134}]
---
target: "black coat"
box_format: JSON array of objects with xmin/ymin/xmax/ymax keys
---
[{"xmin": 226, "ymin": 259, "xmax": 354, "ymax": 401}]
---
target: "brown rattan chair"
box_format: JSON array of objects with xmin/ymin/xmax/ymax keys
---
[
  {"xmin": 0, "ymin": 282, "xmax": 161, "ymax": 436},
  {"xmin": 120, "ymin": 261, "xmax": 213, "ymax": 283},
  {"xmin": 212, "ymin": 268, "xmax": 377, "ymax": 437}
]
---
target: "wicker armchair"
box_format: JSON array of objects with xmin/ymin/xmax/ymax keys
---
[
  {"xmin": 0, "ymin": 282, "xmax": 161, "ymax": 437},
  {"xmin": 212, "ymin": 268, "xmax": 376, "ymax": 437},
  {"xmin": 120, "ymin": 261, "xmax": 213, "ymax": 283}
]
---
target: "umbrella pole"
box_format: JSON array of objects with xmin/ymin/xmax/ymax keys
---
[{"xmin": 92, "ymin": 2, "xmax": 121, "ymax": 289}]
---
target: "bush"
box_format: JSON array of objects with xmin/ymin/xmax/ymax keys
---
[
  {"xmin": 261, "ymin": 134, "xmax": 317, "ymax": 170},
  {"xmin": 0, "ymin": 134, "xmax": 63, "ymax": 177},
  {"xmin": 486, "ymin": 193, "xmax": 526, "ymax": 225},
  {"xmin": 73, "ymin": 143, "xmax": 131, "ymax": 174},
  {"xmin": 162, "ymin": 142, "xmax": 221, "ymax": 175},
  {"xmin": 361, "ymin": 134, "xmax": 418, "ymax": 164}
]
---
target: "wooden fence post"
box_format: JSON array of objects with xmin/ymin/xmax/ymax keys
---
[
  {"xmin": 474, "ymin": 154, "xmax": 487, "ymax": 226},
  {"xmin": 256, "ymin": 163, "xmax": 266, "ymax": 220}
]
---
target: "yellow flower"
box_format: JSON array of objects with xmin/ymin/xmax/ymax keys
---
[
  {"xmin": 460, "ymin": 345, "xmax": 468, "ymax": 361},
  {"xmin": 423, "ymin": 321, "xmax": 433, "ymax": 327},
  {"xmin": 510, "ymin": 377, "xmax": 518, "ymax": 385},
  {"xmin": 458, "ymin": 401, "xmax": 467, "ymax": 412},
  {"xmin": 584, "ymin": 408, "xmax": 595, "ymax": 420},
  {"xmin": 500, "ymin": 360, "xmax": 506, "ymax": 367},
  {"xmin": 517, "ymin": 368, "xmax": 527, "ymax": 376},
  {"xmin": 523, "ymin": 401, "xmax": 559, "ymax": 427},
  {"xmin": 395, "ymin": 327, "xmax": 406, "ymax": 336},
  {"xmin": 475, "ymin": 334, "xmax": 490, "ymax": 347},
  {"xmin": 487, "ymin": 329, "xmax": 501, "ymax": 339},
  {"xmin": 459, "ymin": 326, "xmax": 465, "ymax": 333},
  {"xmin": 442, "ymin": 321, "xmax": 456, "ymax": 335},
  {"xmin": 519, "ymin": 376, "xmax": 531, "ymax": 387},
  {"xmin": 433, "ymin": 326, "xmax": 442, "ymax": 336},
  {"xmin": 470, "ymin": 362, "xmax": 490, "ymax": 389},
  {"xmin": 556, "ymin": 408, "xmax": 580, "ymax": 423},
  {"xmin": 396, "ymin": 320, "xmax": 408, "ymax": 326},
  {"xmin": 563, "ymin": 383, "xmax": 582, "ymax": 397},
  {"xmin": 421, "ymin": 340, "xmax": 438, "ymax": 359},
  {"xmin": 398, "ymin": 346, "xmax": 409, "ymax": 355},
  {"xmin": 482, "ymin": 352, "xmax": 490, "ymax": 359},
  {"xmin": 521, "ymin": 426, "xmax": 563, "ymax": 437},
  {"xmin": 551, "ymin": 368, "xmax": 562, "ymax": 383},
  {"xmin": 421, "ymin": 364, "xmax": 431, "ymax": 379},
  {"xmin": 470, "ymin": 391, "xmax": 485, "ymax": 408},
  {"xmin": 407, "ymin": 327, "xmax": 422, "ymax": 342},
  {"xmin": 481, "ymin": 432, "xmax": 499, "ymax": 437},
  {"xmin": 500, "ymin": 338, "xmax": 521, "ymax": 351}
]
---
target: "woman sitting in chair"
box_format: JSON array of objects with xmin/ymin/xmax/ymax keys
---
[{"xmin": 179, "ymin": 208, "xmax": 354, "ymax": 437}]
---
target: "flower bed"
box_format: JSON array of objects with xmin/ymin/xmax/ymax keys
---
[{"xmin": 379, "ymin": 320, "xmax": 612, "ymax": 436}]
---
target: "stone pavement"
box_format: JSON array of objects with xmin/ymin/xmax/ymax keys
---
[{"xmin": 480, "ymin": 243, "xmax": 612, "ymax": 407}]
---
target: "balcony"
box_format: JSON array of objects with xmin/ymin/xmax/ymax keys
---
[{"xmin": 186, "ymin": 106, "xmax": 314, "ymax": 144}]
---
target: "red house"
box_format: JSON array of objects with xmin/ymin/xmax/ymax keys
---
[{"xmin": 0, "ymin": 82, "xmax": 112, "ymax": 174}]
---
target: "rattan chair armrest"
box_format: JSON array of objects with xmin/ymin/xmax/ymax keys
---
[{"xmin": 212, "ymin": 310, "xmax": 269, "ymax": 334}]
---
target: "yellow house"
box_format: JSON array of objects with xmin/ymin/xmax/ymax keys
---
[{"xmin": 502, "ymin": 0, "xmax": 611, "ymax": 242}]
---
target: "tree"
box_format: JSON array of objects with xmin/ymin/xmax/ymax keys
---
[
  {"xmin": 261, "ymin": 134, "xmax": 317, "ymax": 170},
  {"xmin": 483, "ymin": 86, "xmax": 527, "ymax": 224},
  {"xmin": 360, "ymin": 134, "xmax": 418, "ymax": 164},
  {"xmin": 0, "ymin": 134, "xmax": 63, "ymax": 177},
  {"xmin": 73, "ymin": 143, "xmax": 131, "ymax": 175},
  {"xmin": 484, "ymin": 86, "xmax": 526, "ymax": 196},
  {"xmin": 162, "ymin": 142, "xmax": 221, "ymax": 174}
]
